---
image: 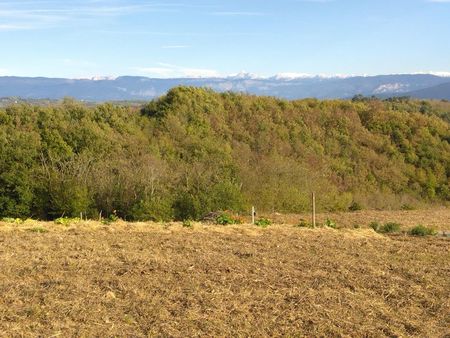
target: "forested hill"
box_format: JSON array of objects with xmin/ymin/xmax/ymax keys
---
[{"xmin": 1, "ymin": 87, "xmax": 449, "ymax": 221}]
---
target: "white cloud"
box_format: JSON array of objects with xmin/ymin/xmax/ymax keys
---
[
  {"xmin": 0, "ymin": 24, "xmax": 31, "ymax": 31},
  {"xmin": 161, "ymin": 45, "xmax": 190, "ymax": 49},
  {"xmin": 211, "ymin": 11, "xmax": 265, "ymax": 16},
  {"xmin": 0, "ymin": 68, "xmax": 10, "ymax": 76},
  {"xmin": 0, "ymin": 1, "xmax": 179, "ymax": 31}
]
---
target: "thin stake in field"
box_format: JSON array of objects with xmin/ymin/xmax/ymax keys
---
[
  {"xmin": 252, "ymin": 206, "xmax": 255, "ymax": 225},
  {"xmin": 312, "ymin": 192, "xmax": 316, "ymax": 228}
]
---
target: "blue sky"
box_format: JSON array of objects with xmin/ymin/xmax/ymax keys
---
[{"xmin": 0, "ymin": 0, "xmax": 449, "ymax": 78}]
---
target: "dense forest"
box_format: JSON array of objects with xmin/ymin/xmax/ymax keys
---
[{"xmin": 0, "ymin": 87, "xmax": 449, "ymax": 221}]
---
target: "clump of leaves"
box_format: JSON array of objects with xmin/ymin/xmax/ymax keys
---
[
  {"xmin": 26, "ymin": 226, "xmax": 49, "ymax": 233},
  {"xmin": 182, "ymin": 219, "xmax": 193, "ymax": 228},
  {"xmin": 349, "ymin": 201, "xmax": 363, "ymax": 212},
  {"xmin": 255, "ymin": 218, "xmax": 271, "ymax": 228},
  {"xmin": 409, "ymin": 224, "xmax": 436, "ymax": 236},
  {"xmin": 353, "ymin": 223, "xmax": 361, "ymax": 229},
  {"xmin": 401, "ymin": 203, "xmax": 415, "ymax": 211},
  {"xmin": 54, "ymin": 217, "xmax": 81, "ymax": 226},
  {"xmin": 102, "ymin": 212, "xmax": 120, "ymax": 225},
  {"xmin": 215, "ymin": 213, "xmax": 240, "ymax": 225},
  {"xmin": 324, "ymin": 218, "xmax": 337, "ymax": 229},
  {"xmin": 295, "ymin": 219, "xmax": 313, "ymax": 228}
]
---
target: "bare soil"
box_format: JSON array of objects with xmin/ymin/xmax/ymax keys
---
[{"xmin": 0, "ymin": 213, "xmax": 449, "ymax": 337}]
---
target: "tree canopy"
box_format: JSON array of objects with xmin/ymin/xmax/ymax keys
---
[{"xmin": 1, "ymin": 87, "xmax": 449, "ymax": 220}]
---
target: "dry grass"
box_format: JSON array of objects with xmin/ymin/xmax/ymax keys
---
[
  {"xmin": 0, "ymin": 214, "xmax": 449, "ymax": 337},
  {"xmin": 267, "ymin": 207, "xmax": 450, "ymax": 231}
]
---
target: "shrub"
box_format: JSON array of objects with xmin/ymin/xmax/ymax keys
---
[
  {"xmin": 173, "ymin": 193, "xmax": 202, "ymax": 221},
  {"xmin": 255, "ymin": 218, "xmax": 271, "ymax": 228},
  {"xmin": 369, "ymin": 221, "xmax": 381, "ymax": 232},
  {"xmin": 215, "ymin": 213, "xmax": 239, "ymax": 225},
  {"xmin": 349, "ymin": 201, "xmax": 362, "ymax": 212},
  {"xmin": 379, "ymin": 222, "xmax": 401, "ymax": 233},
  {"xmin": 102, "ymin": 211, "xmax": 119, "ymax": 225},
  {"xmin": 325, "ymin": 218, "xmax": 337, "ymax": 229},
  {"xmin": 401, "ymin": 204, "xmax": 415, "ymax": 211},
  {"xmin": 409, "ymin": 224, "xmax": 436, "ymax": 236},
  {"xmin": 130, "ymin": 198, "xmax": 173, "ymax": 222}
]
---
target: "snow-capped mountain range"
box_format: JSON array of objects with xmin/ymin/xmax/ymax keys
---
[{"xmin": 1, "ymin": 73, "xmax": 450, "ymax": 101}]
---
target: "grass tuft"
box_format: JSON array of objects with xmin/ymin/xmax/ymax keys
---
[
  {"xmin": 409, "ymin": 224, "xmax": 436, "ymax": 236},
  {"xmin": 26, "ymin": 226, "xmax": 49, "ymax": 233}
]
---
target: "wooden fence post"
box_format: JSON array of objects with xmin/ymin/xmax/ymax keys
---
[
  {"xmin": 252, "ymin": 206, "xmax": 255, "ymax": 225},
  {"xmin": 312, "ymin": 192, "xmax": 316, "ymax": 228}
]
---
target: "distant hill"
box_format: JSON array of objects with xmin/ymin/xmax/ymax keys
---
[
  {"xmin": 0, "ymin": 74, "xmax": 449, "ymax": 101},
  {"xmin": 1, "ymin": 87, "xmax": 449, "ymax": 220},
  {"xmin": 404, "ymin": 81, "xmax": 450, "ymax": 100}
]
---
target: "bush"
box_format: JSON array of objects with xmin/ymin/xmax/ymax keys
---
[
  {"xmin": 324, "ymin": 218, "xmax": 337, "ymax": 229},
  {"xmin": 409, "ymin": 224, "xmax": 436, "ymax": 236},
  {"xmin": 173, "ymin": 193, "xmax": 202, "ymax": 221},
  {"xmin": 102, "ymin": 211, "xmax": 119, "ymax": 224},
  {"xmin": 349, "ymin": 201, "xmax": 362, "ymax": 212},
  {"xmin": 129, "ymin": 198, "xmax": 173, "ymax": 222},
  {"xmin": 255, "ymin": 218, "xmax": 271, "ymax": 228},
  {"xmin": 369, "ymin": 221, "xmax": 381, "ymax": 232},
  {"xmin": 215, "ymin": 213, "xmax": 239, "ymax": 225},
  {"xmin": 379, "ymin": 222, "xmax": 401, "ymax": 233}
]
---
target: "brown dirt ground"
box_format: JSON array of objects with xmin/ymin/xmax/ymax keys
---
[
  {"xmin": 0, "ymin": 214, "xmax": 449, "ymax": 337},
  {"xmin": 267, "ymin": 207, "xmax": 450, "ymax": 231}
]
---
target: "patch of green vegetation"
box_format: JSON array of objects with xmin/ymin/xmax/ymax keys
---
[
  {"xmin": 255, "ymin": 218, "xmax": 271, "ymax": 228},
  {"xmin": 369, "ymin": 221, "xmax": 381, "ymax": 232},
  {"xmin": 324, "ymin": 218, "xmax": 337, "ymax": 229},
  {"xmin": 54, "ymin": 217, "xmax": 80, "ymax": 226},
  {"xmin": 369, "ymin": 221, "xmax": 402, "ymax": 233},
  {"xmin": 215, "ymin": 213, "xmax": 240, "ymax": 225},
  {"xmin": 26, "ymin": 226, "xmax": 49, "ymax": 233},
  {"xmin": 182, "ymin": 219, "xmax": 193, "ymax": 228},
  {"xmin": 409, "ymin": 224, "xmax": 436, "ymax": 236},
  {"xmin": 1, "ymin": 217, "xmax": 23, "ymax": 224},
  {"xmin": 376, "ymin": 222, "xmax": 402, "ymax": 234},
  {"xmin": 102, "ymin": 213, "xmax": 119, "ymax": 225}
]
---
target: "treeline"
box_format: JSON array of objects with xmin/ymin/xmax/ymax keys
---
[{"xmin": 0, "ymin": 87, "xmax": 449, "ymax": 220}]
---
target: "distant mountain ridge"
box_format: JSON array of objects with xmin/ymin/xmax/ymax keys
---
[
  {"xmin": 0, "ymin": 74, "xmax": 449, "ymax": 101},
  {"xmin": 403, "ymin": 81, "xmax": 450, "ymax": 100}
]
